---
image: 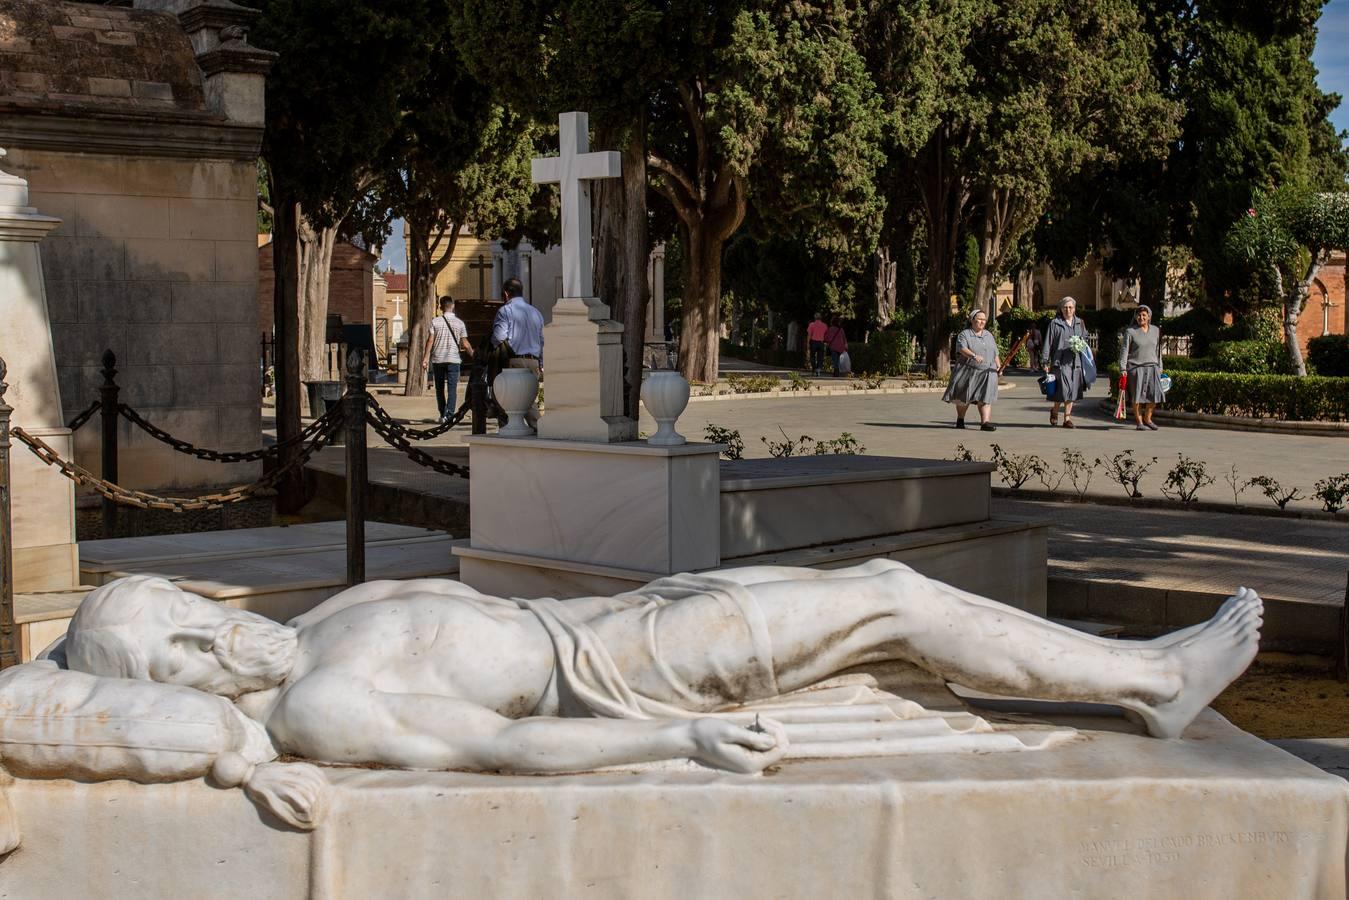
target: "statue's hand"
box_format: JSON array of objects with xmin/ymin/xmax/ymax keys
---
[{"xmin": 688, "ymin": 717, "xmax": 788, "ymax": 774}]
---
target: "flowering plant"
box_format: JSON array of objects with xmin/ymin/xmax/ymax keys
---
[{"xmin": 1067, "ymin": 336, "xmax": 1090, "ymax": 355}]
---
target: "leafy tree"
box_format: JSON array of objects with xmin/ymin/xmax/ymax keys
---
[
  {"xmin": 253, "ymin": 0, "xmax": 433, "ymax": 507},
  {"xmin": 373, "ymin": 26, "xmax": 539, "ymax": 396},
  {"xmin": 872, "ymin": 0, "xmax": 1172, "ymax": 374},
  {"xmin": 648, "ymin": 1, "xmax": 886, "ymax": 383},
  {"xmin": 1223, "ymin": 186, "xmax": 1349, "ymax": 374},
  {"xmin": 451, "ymin": 1, "xmax": 671, "ymax": 417}
]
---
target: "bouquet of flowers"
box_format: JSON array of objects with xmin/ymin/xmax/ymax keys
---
[{"xmin": 1067, "ymin": 335, "xmax": 1090, "ymax": 355}]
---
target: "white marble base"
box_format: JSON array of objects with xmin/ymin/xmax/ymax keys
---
[
  {"xmin": 719, "ymin": 456, "xmax": 992, "ymax": 559},
  {"xmin": 457, "ymin": 518, "xmax": 1047, "ymax": 613},
  {"xmin": 79, "ymin": 521, "xmax": 442, "ymax": 585},
  {"xmin": 10, "ymin": 426, "xmax": 78, "ymax": 592},
  {"xmin": 461, "ymin": 435, "xmax": 721, "ymax": 576},
  {"xmin": 3, "ymin": 711, "xmax": 1344, "ymax": 899},
  {"xmin": 533, "ymin": 296, "xmax": 636, "ymax": 442}
]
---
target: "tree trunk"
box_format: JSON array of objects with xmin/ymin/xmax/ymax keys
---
[
  {"xmin": 678, "ymin": 224, "xmax": 723, "ymax": 384},
  {"xmin": 594, "ymin": 116, "xmax": 651, "ymax": 419},
  {"xmin": 974, "ymin": 208, "xmax": 1001, "ymax": 315},
  {"xmin": 297, "ymin": 217, "xmax": 338, "ymax": 390},
  {"xmin": 916, "ymin": 131, "xmax": 969, "ymax": 376},
  {"xmin": 874, "ymin": 245, "xmax": 897, "ymax": 328},
  {"xmin": 271, "ymin": 198, "xmax": 305, "ymax": 513},
  {"xmin": 1139, "ymin": 251, "xmax": 1167, "ymax": 313},
  {"xmin": 403, "ymin": 219, "xmax": 436, "ymax": 396},
  {"xmin": 1285, "ymin": 257, "xmax": 1323, "ymax": 377}
]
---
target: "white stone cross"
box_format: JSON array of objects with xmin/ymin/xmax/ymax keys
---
[{"xmin": 531, "ymin": 112, "xmax": 622, "ymax": 299}]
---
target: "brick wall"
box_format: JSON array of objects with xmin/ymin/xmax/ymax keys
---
[
  {"xmin": 1297, "ymin": 253, "xmax": 1347, "ymax": 357},
  {"xmin": 8, "ymin": 147, "xmax": 261, "ymax": 491},
  {"xmin": 257, "ymin": 240, "xmax": 374, "ymax": 330}
]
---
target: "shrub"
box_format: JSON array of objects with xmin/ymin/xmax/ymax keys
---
[
  {"xmin": 1061, "ymin": 448, "xmax": 1100, "ymax": 500},
  {"xmin": 851, "ymin": 372, "xmax": 886, "ymax": 390},
  {"xmin": 1103, "ymin": 450, "xmax": 1159, "ymax": 499},
  {"xmin": 787, "ymin": 371, "xmax": 811, "ymax": 391},
  {"xmin": 1163, "ymin": 372, "xmax": 1349, "ymax": 421},
  {"xmin": 949, "ymin": 444, "xmax": 980, "ymax": 462},
  {"xmin": 1206, "ymin": 340, "xmax": 1286, "ymax": 375},
  {"xmin": 849, "ymin": 329, "xmax": 915, "ymax": 376},
  {"xmin": 814, "ymin": 432, "xmax": 865, "ymax": 455},
  {"xmin": 1160, "ymin": 454, "xmax": 1214, "ymax": 502},
  {"xmin": 1159, "ymin": 355, "xmax": 1214, "ymax": 372},
  {"xmin": 989, "ymin": 444, "xmax": 1047, "ymax": 489},
  {"xmin": 725, "ymin": 373, "xmax": 778, "ymax": 394},
  {"xmin": 704, "ymin": 424, "xmax": 744, "ymax": 460},
  {"xmin": 1246, "ymin": 475, "xmax": 1304, "ymax": 509},
  {"xmin": 762, "ymin": 427, "xmax": 812, "ymax": 458},
  {"xmin": 1308, "ymin": 335, "xmax": 1349, "ymax": 377},
  {"xmin": 1313, "ymin": 473, "xmax": 1349, "ymax": 513}
]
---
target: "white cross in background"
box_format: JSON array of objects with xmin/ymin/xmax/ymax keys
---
[{"xmin": 531, "ymin": 111, "xmax": 622, "ymax": 299}]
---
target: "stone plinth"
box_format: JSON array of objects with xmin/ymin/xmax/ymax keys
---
[
  {"xmin": 456, "ymin": 436, "xmax": 721, "ymax": 592},
  {"xmin": 534, "ymin": 297, "xmax": 636, "ymax": 442},
  {"xmin": 1, "ymin": 150, "xmax": 78, "ymax": 592},
  {"xmin": 719, "ymin": 456, "xmax": 993, "ymax": 559},
  {"xmin": 2, "ymin": 711, "xmax": 1345, "ymax": 899}
]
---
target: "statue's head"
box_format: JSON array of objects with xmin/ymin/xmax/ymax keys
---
[{"xmin": 65, "ymin": 576, "xmax": 297, "ymax": 698}]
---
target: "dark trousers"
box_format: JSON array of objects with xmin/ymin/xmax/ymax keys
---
[
  {"xmin": 431, "ymin": 362, "xmax": 461, "ymax": 420},
  {"xmin": 809, "ymin": 340, "xmax": 826, "ymax": 374}
]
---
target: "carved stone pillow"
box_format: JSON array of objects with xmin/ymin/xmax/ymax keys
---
[{"xmin": 0, "ymin": 660, "xmax": 275, "ymax": 783}]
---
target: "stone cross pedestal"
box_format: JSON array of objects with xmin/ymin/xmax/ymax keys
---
[
  {"xmin": 530, "ymin": 112, "xmax": 635, "ymax": 442},
  {"xmin": 0, "ymin": 149, "xmax": 78, "ymax": 592}
]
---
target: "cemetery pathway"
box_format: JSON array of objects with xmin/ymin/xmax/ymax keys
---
[{"xmin": 677, "ymin": 372, "xmax": 1348, "ymax": 512}]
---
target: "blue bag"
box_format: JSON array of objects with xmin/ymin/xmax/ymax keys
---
[
  {"xmin": 1038, "ymin": 374, "xmax": 1057, "ymax": 399},
  {"xmin": 1080, "ymin": 345, "xmax": 1097, "ymax": 388}
]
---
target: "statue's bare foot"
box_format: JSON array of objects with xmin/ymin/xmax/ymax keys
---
[
  {"xmin": 1142, "ymin": 591, "xmax": 1253, "ymax": 649},
  {"xmin": 1133, "ymin": 588, "xmax": 1262, "ymax": 739}
]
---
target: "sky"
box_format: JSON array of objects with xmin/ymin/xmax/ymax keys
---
[
  {"xmin": 373, "ymin": 3, "xmax": 1349, "ymax": 274},
  {"xmin": 1315, "ymin": 0, "xmax": 1349, "ymax": 136}
]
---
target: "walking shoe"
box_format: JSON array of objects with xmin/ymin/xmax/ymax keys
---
[
  {"xmin": 955, "ymin": 419, "xmax": 965, "ymax": 429},
  {"xmin": 1136, "ymin": 424, "xmax": 1147, "ymax": 430},
  {"xmin": 980, "ymin": 423, "xmax": 997, "ymax": 432},
  {"xmin": 1063, "ymin": 418, "xmax": 1075, "ymax": 428},
  {"xmin": 1146, "ymin": 422, "xmax": 1159, "ymax": 430}
]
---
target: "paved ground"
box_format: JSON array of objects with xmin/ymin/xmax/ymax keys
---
[
  {"xmin": 996, "ymin": 497, "xmax": 1347, "ymax": 606},
  {"xmin": 677, "ymin": 372, "xmax": 1349, "ymax": 512}
]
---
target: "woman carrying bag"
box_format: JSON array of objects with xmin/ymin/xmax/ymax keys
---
[
  {"xmin": 1120, "ymin": 304, "xmax": 1164, "ymax": 430},
  {"xmin": 1040, "ymin": 296, "xmax": 1091, "ymax": 428},
  {"xmin": 824, "ymin": 316, "xmax": 849, "ymax": 376}
]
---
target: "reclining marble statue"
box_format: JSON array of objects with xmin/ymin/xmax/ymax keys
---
[{"xmin": 44, "ymin": 558, "xmax": 1262, "ymax": 776}]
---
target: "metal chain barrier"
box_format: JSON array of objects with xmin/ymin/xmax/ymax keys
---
[
  {"xmin": 66, "ymin": 400, "xmax": 102, "ymax": 432},
  {"xmin": 364, "ymin": 406, "xmax": 470, "ymax": 479},
  {"xmin": 117, "ymin": 401, "xmax": 341, "ymax": 463},
  {"xmin": 364, "ymin": 395, "xmax": 469, "ymax": 441},
  {"xmin": 10, "ymin": 409, "xmax": 345, "ymax": 512}
]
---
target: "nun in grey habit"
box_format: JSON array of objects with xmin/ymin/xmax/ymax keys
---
[
  {"xmin": 1040, "ymin": 296, "xmax": 1090, "ymax": 428},
  {"xmin": 1120, "ymin": 304, "xmax": 1164, "ymax": 430},
  {"xmin": 943, "ymin": 309, "xmax": 1000, "ymax": 430}
]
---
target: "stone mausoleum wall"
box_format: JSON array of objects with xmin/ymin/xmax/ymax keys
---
[{"xmin": 0, "ymin": 0, "xmax": 273, "ymax": 491}]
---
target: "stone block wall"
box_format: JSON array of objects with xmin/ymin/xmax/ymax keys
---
[{"xmin": 6, "ymin": 147, "xmax": 261, "ymax": 491}]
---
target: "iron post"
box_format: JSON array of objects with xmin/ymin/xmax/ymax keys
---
[
  {"xmin": 99, "ymin": 349, "xmax": 119, "ymax": 538},
  {"xmin": 0, "ymin": 357, "xmax": 17, "ymax": 669},
  {"xmin": 344, "ymin": 349, "xmax": 367, "ymax": 586}
]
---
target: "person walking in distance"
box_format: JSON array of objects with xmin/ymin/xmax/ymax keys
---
[
  {"xmin": 824, "ymin": 316, "xmax": 849, "ymax": 376},
  {"xmin": 1121, "ymin": 305, "xmax": 1164, "ymax": 431},
  {"xmin": 491, "ymin": 277, "xmax": 545, "ymax": 429},
  {"xmin": 1041, "ymin": 296, "xmax": 1090, "ymax": 428},
  {"xmin": 805, "ymin": 312, "xmax": 828, "ymax": 376},
  {"xmin": 942, "ymin": 309, "xmax": 1000, "ymax": 431},
  {"xmin": 422, "ymin": 295, "xmax": 473, "ymax": 423}
]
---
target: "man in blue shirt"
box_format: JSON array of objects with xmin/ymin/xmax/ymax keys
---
[{"xmin": 491, "ymin": 277, "xmax": 545, "ymax": 428}]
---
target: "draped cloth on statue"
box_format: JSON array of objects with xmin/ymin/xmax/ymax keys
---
[{"xmin": 519, "ymin": 573, "xmax": 780, "ymax": 719}]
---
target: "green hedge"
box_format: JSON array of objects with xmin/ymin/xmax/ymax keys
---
[
  {"xmin": 1164, "ymin": 371, "xmax": 1349, "ymax": 421},
  {"xmin": 1309, "ymin": 335, "xmax": 1349, "ymax": 376},
  {"xmin": 849, "ymin": 329, "xmax": 916, "ymax": 375}
]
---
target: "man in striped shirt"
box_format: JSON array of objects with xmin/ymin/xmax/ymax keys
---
[{"xmin": 422, "ymin": 295, "xmax": 473, "ymax": 423}]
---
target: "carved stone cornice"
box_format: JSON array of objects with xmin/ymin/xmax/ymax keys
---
[
  {"xmin": 196, "ymin": 42, "xmax": 278, "ymax": 77},
  {"xmin": 0, "ymin": 110, "xmax": 263, "ymax": 161}
]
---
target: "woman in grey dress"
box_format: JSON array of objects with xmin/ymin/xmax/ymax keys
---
[
  {"xmin": 1120, "ymin": 305, "xmax": 1164, "ymax": 430},
  {"xmin": 1040, "ymin": 296, "xmax": 1090, "ymax": 428},
  {"xmin": 943, "ymin": 309, "xmax": 1000, "ymax": 431}
]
